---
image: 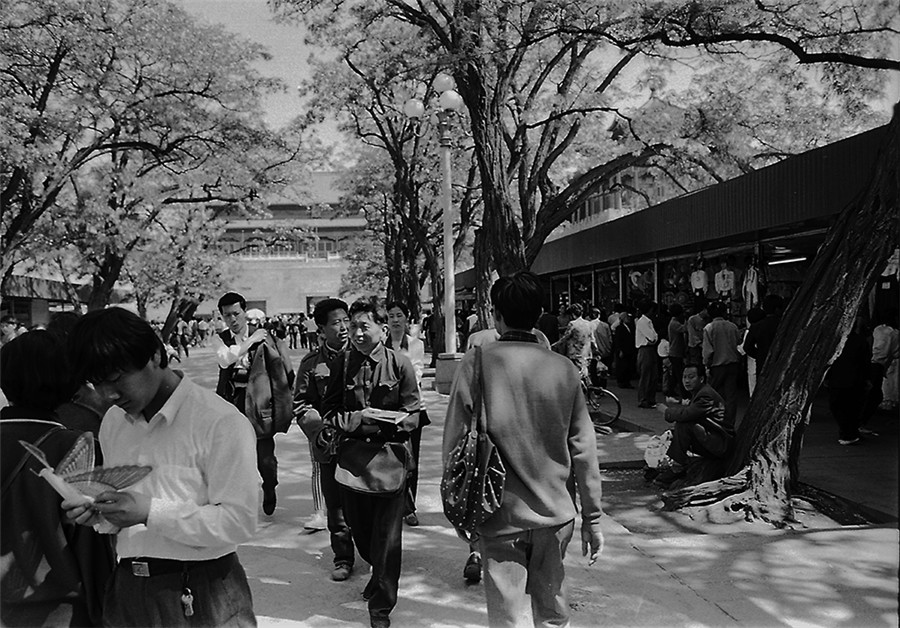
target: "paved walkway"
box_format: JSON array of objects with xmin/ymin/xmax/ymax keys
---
[{"xmin": 175, "ymin": 347, "xmax": 898, "ymax": 627}]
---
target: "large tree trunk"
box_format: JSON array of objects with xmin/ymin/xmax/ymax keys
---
[
  {"xmin": 86, "ymin": 250, "xmax": 126, "ymax": 311},
  {"xmin": 663, "ymin": 104, "xmax": 899, "ymax": 525},
  {"xmin": 472, "ymin": 228, "xmax": 493, "ymax": 328}
]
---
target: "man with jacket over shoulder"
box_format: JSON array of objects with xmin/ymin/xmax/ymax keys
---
[{"xmin": 214, "ymin": 292, "xmax": 294, "ymax": 516}]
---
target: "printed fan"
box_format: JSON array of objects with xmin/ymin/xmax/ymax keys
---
[{"xmin": 20, "ymin": 432, "xmax": 152, "ymax": 504}]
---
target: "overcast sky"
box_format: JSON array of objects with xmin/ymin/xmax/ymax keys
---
[{"xmin": 176, "ymin": 0, "xmax": 315, "ymax": 130}]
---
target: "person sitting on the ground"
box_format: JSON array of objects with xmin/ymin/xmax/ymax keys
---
[{"xmin": 653, "ymin": 363, "xmax": 733, "ymax": 487}]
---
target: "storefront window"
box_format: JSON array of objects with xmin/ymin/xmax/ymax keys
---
[
  {"xmin": 624, "ymin": 264, "xmax": 654, "ymax": 308},
  {"xmin": 550, "ymin": 275, "xmax": 569, "ymax": 315},
  {"xmin": 593, "ymin": 268, "xmax": 620, "ymax": 315},
  {"xmin": 571, "ymin": 273, "xmax": 592, "ymax": 309}
]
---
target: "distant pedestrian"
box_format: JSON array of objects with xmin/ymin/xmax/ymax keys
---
[
  {"xmin": 686, "ymin": 301, "xmax": 709, "ymax": 366},
  {"xmin": 702, "ymin": 301, "xmax": 742, "ymax": 427},
  {"xmin": 742, "ymin": 294, "xmax": 784, "ymax": 380},
  {"xmin": 613, "ymin": 307, "xmax": 636, "ymax": 388},
  {"xmin": 385, "ymin": 301, "xmax": 430, "ymax": 528},
  {"xmin": 444, "ymin": 271, "xmax": 604, "ymax": 628},
  {"xmin": 740, "ymin": 307, "xmax": 767, "ymax": 397},
  {"xmin": 666, "ymin": 303, "xmax": 687, "ymax": 400},
  {"xmin": 551, "ymin": 303, "xmax": 593, "ymax": 379},
  {"xmin": 536, "ymin": 308, "xmax": 560, "ymax": 345},
  {"xmin": 825, "ymin": 315, "xmax": 871, "ymax": 445},
  {"xmin": 635, "ymin": 301, "xmax": 659, "ymax": 407}
]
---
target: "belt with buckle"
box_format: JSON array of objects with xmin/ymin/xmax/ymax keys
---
[{"xmin": 124, "ymin": 553, "xmax": 233, "ymax": 578}]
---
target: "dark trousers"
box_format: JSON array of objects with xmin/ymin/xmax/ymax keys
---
[
  {"xmin": 257, "ymin": 436, "xmax": 277, "ymax": 493},
  {"xmin": 828, "ymin": 384, "xmax": 864, "ymax": 440},
  {"xmin": 709, "ymin": 362, "xmax": 741, "ymax": 427},
  {"xmin": 686, "ymin": 345, "xmax": 702, "ymax": 366},
  {"xmin": 666, "ymin": 421, "xmax": 731, "ymax": 466},
  {"xmin": 405, "ymin": 425, "xmax": 423, "ymax": 516},
  {"xmin": 860, "ymin": 364, "xmax": 885, "ymax": 428},
  {"xmin": 636, "ymin": 346, "xmax": 658, "ymax": 405},
  {"xmin": 615, "ymin": 351, "xmax": 635, "ymax": 386},
  {"xmin": 341, "ymin": 489, "xmax": 406, "ymax": 622},
  {"xmin": 668, "ymin": 356, "xmax": 685, "ymax": 398},
  {"xmin": 320, "ymin": 460, "xmax": 355, "ymax": 567},
  {"xmin": 103, "ymin": 554, "xmax": 255, "ymax": 627}
]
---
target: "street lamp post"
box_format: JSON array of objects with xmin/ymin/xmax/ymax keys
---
[{"xmin": 405, "ymin": 73, "xmax": 464, "ymax": 393}]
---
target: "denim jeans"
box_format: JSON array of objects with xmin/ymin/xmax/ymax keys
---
[{"xmin": 479, "ymin": 520, "xmax": 575, "ymax": 627}]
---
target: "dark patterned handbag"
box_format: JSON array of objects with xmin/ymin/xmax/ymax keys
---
[{"xmin": 440, "ymin": 346, "xmax": 506, "ymax": 541}]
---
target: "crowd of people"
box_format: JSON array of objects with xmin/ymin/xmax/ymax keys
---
[{"xmin": 1, "ymin": 271, "xmax": 896, "ymax": 627}]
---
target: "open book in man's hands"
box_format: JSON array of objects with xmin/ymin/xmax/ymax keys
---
[{"xmin": 360, "ymin": 408, "xmax": 411, "ymax": 425}]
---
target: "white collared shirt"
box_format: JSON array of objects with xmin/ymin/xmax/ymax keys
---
[
  {"xmin": 213, "ymin": 327, "xmax": 251, "ymax": 370},
  {"xmin": 99, "ymin": 375, "xmax": 259, "ymax": 560},
  {"xmin": 635, "ymin": 314, "xmax": 658, "ymax": 348}
]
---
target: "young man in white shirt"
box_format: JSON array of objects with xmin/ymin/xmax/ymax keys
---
[
  {"xmin": 635, "ymin": 301, "xmax": 659, "ymax": 408},
  {"xmin": 64, "ymin": 307, "xmax": 258, "ymax": 626}
]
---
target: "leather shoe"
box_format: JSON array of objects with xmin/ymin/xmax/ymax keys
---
[
  {"xmin": 331, "ymin": 563, "xmax": 352, "ymax": 581},
  {"xmin": 262, "ymin": 488, "xmax": 276, "ymax": 515},
  {"xmin": 463, "ymin": 552, "xmax": 482, "ymax": 582},
  {"xmin": 403, "ymin": 513, "xmax": 419, "ymax": 526},
  {"xmin": 370, "ymin": 616, "xmax": 390, "ymax": 628}
]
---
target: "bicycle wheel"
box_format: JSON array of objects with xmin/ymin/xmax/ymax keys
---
[{"xmin": 587, "ymin": 387, "xmax": 621, "ymax": 427}]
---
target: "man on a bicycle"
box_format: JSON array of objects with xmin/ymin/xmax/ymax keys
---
[{"xmin": 552, "ymin": 303, "xmax": 593, "ymax": 381}]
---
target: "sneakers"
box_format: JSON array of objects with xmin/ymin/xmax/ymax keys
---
[
  {"xmin": 331, "ymin": 563, "xmax": 353, "ymax": 581},
  {"xmin": 838, "ymin": 437, "xmax": 861, "ymax": 446},
  {"xmin": 858, "ymin": 427, "xmax": 879, "ymax": 437},
  {"xmin": 262, "ymin": 487, "xmax": 276, "ymax": 516},
  {"xmin": 304, "ymin": 510, "xmax": 327, "ymax": 533},
  {"xmin": 463, "ymin": 552, "xmax": 482, "ymax": 583},
  {"xmin": 370, "ymin": 615, "xmax": 390, "ymax": 628},
  {"xmin": 403, "ymin": 513, "xmax": 419, "ymax": 526}
]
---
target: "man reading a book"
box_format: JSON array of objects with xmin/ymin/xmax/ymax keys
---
[{"xmin": 62, "ymin": 308, "xmax": 259, "ymax": 626}]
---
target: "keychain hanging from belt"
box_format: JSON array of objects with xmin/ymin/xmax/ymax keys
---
[{"xmin": 181, "ymin": 568, "xmax": 194, "ymax": 617}]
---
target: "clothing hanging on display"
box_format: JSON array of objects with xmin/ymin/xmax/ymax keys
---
[
  {"xmin": 715, "ymin": 264, "xmax": 735, "ymax": 300},
  {"xmin": 690, "ymin": 269, "xmax": 708, "ymax": 297},
  {"xmin": 743, "ymin": 264, "xmax": 759, "ymax": 309}
]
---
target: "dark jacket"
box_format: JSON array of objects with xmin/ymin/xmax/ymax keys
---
[
  {"xmin": 1, "ymin": 409, "xmax": 115, "ymax": 627},
  {"xmin": 825, "ymin": 331, "xmax": 871, "ymax": 390},
  {"xmin": 217, "ymin": 330, "xmax": 294, "ymax": 437},
  {"xmin": 742, "ymin": 314, "xmax": 781, "ymax": 367},
  {"xmin": 664, "ymin": 382, "xmax": 732, "ymax": 434},
  {"xmin": 293, "ymin": 341, "xmax": 344, "ymax": 461},
  {"xmin": 246, "ymin": 336, "xmax": 294, "ymax": 436},
  {"xmin": 301, "ymin": 344, "xmax": 420, "ymax": 466}
]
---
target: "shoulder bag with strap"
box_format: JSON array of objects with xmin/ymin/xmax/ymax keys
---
[{"xmin": 440, "ymin": 346, "xmax": 506, "ymax": 541}]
